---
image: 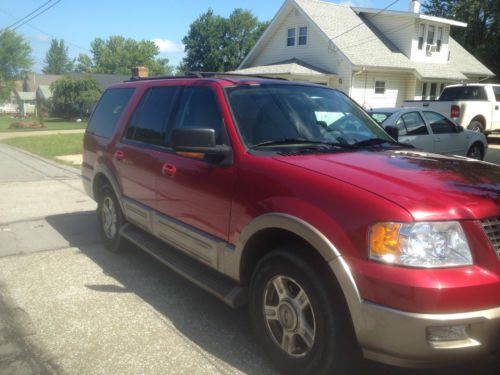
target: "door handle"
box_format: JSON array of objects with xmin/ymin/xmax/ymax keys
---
[
  {"xmin": 114, "ymin": 150, "xmax": 125, "ymax": 161},
  {"xmin": 495, "ymin": 105, "xmax": 499, "ymax": 110},
  {"xmin": 161, "ymin": 163, "xmax": 177, "ymax": 177}
]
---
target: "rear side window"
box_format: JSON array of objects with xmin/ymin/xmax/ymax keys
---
[
  {"xmin": 424, "ymin": 111, "xmax": 457, "ymax": 134},
  {"xmin": 126, "ymin": 86, "xmax": 179, "ymax": 146},
  {"xmin": 439, "ymin": 86, "xmax": 488, "ymax": 101},
  {"xmin": 493, "ymin": 86, "xmax": 500, "ymax": 102},
  {"xmin": 87, "ymin": 88, "xmax": 134, "ymax": 138},
  {"xmin": 396, "ymin": 112, "xmax": 428, "ymax": 136}
]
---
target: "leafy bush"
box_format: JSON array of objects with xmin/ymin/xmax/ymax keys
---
[{"xmin": 50, "ymin": 76, "xmax": 101, "ymax": 118}]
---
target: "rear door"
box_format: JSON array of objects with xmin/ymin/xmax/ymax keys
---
[
  {"xmin": 114, "ymin": 86, "xmax": 179, "ymax": 211},
  {"xmin": 492, "ymin": 86, "xmax": 500, "ymax": 129},
  {"xmin": 423, "ymin": 111, "xmax": 466, "ymax": 155},
  {"xmin": 395, "ymin": 111, "xmax": 434, "ymax": 152}
]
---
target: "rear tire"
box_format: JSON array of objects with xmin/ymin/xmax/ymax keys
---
[
  {"xmin": 250, "ymin": 249, "xmax": 355, "ymax": 375},
  {"xmin": 466, "ymin": 142, "xmax": 484, "ymax": 160},
  {"xmin": 468, "ymin": 120, "xmax": 484, "ymax": 133},
  {"xmin": 97, "ymin": 184, "xmax": 125, "ymax": 252}
]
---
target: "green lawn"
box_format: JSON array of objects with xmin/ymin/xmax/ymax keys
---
[
  {"xmin": 2, "ymin": 133, "xmax": 84, "ymax": 160},
  {"xmin": 0, "ymin": 116, "xmax": 87, "ymax": 132}
]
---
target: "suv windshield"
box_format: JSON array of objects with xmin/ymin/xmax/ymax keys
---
[{"xmin": 226, "ymin": 84, "xmax": 391, "ymax": 148}]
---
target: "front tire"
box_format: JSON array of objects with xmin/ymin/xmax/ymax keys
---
[
  {"xmin": 467, "ymin": 142, "xmax": 484, "ymax": 160},
  {"xmin": 97, "ymin": 184, "xmax": 125, "ymax": 252},
  {"xmin": 250, "ymin": 249, "xmax": 353, "ymax": 375}
]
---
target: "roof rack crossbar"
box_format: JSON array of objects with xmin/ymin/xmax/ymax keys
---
[{"xmin": 124, "ymin": 72, "xmax": 288, "ymax": 82}]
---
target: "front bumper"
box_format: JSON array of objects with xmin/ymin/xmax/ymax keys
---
[{"xmin": 357, "ymin": 301, "xmax": 500, "ymax": 368}]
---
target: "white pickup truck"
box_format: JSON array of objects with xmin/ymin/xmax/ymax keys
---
[{"xmin": 403, "ymin": 84, "xmax": 500, "ymax": 134}]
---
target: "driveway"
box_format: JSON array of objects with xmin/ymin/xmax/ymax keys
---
[{"xmin": 0, "ymin": 143, "xmax": 498, "ymax": 374}]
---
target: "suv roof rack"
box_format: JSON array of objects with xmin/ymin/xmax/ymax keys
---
[
  {"xmin": 125, "ymin": 72, "xmax": 288, "ymax": 82},
  {"xmin": 190, "ymin": 72, "xmax": 288, "ymax": 81}
]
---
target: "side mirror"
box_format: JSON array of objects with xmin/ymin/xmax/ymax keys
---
[
  {"xmin": 457, "ymin": 125, "xmax": 464, "ymax": 133},
  {"xmin": 171, "ymin": 128, "xmax": 231, "ymax": 156},
  {"xmin": 384, "ymin": 125, "xmax": 399, "ymax": 141}
]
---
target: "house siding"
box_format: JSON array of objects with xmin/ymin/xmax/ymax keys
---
[
  {"xmin": 351, "ymin": 71, "xmax": 415, "ymax": 108},
  {"xmin": 246, "ymin": 7, "xmax": 353, "ymax": 92}
]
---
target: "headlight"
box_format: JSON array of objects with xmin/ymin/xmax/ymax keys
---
[{"xmin": 369, "ymin": 222, "xmax": 472, "ymax": 268}]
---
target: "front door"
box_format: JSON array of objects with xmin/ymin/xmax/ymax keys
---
[
  {"xmin": 423, "ymin": 111, "xmax": 465, "ymax": 155},
  {"xmin": 155, "ymin": 85, "xmax": 237, "ymax": 242},
  {"xmin": 395, "ymin": 111, "xmax": 435, "ymax": 152}
]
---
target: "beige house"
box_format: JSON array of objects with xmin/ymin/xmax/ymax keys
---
[{"xmin": 234, "ymin": 0, "xmax": 494, "ymax": 109}]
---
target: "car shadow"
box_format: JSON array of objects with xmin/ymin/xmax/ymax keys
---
[{"xmin": 45, "ymin": 212, "xmax": 499, "ymax": 375}]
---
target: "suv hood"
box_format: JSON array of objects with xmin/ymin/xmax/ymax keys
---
[{"xmin": 274, "ymin": 150, "xmax": 500, "ymax": 220}]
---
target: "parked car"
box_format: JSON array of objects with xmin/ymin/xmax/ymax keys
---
[
  {"xmin": 403, "ymin": 83, "xmax": 500, "ymax": 134},
  {"xmin": 83, "ymin": 75, "xmax": 500, "ymax": 375},
  {"xmin": 369, "ymin": 107, "xmax": 488, "ymax": 160}
]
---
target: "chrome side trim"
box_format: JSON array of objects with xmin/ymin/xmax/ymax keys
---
[{"xmin": 121, "ymin": 198, "xmax": 223, "ymax": 269}]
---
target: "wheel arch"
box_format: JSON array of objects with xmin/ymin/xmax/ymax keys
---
[
  {"xmin": 231, "ymin": 213, "xmax": 363, "ymax": 347},
  {"xmin": 469, "ymin": 115, "xmax": 486, "ymax": 131},
  {"xmin": 91, "ymin": 165, "xmax": 124, "ymax": 211}
]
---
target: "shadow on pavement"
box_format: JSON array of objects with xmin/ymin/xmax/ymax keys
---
[{"xmin": 45, "ymin": 211, "xmax": 500, "ymax": 375}]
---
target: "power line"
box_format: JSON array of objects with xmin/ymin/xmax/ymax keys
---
[
  {"xmin": 329, "ymin": 0, "xmax": 401, "ymax": 42},
  {"xmin": 12, "ymin": 0, "xmax": 63, "ymax": 31},
  {"xmin": 6, "ymin": 0, "xmax": 54, "ymax": 30},
  {"xmin": 0, "ymin": 5, "xmax": 91, "ymax": 53}
]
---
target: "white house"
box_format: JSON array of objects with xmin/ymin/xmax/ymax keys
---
[{"xmin": 234, "ymin": 0, "xmax": 495, "ymax": 109}]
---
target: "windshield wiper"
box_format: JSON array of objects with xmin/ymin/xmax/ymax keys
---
[
  {"xmin": 251, "ymin": 138, "xmax": 354, "ymax": 149},
  {"xmin": 351, "ymin": 138, "xmax": 405, "ymax": 148}
]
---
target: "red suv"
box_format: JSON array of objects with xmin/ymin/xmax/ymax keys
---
[{"xmin": 82, "ymin": 74, "xmax": 500, "ymax": 374}]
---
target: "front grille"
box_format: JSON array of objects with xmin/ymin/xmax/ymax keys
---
[{"xmin": 480, "ymin": 217, "xmax": 500, "ymax": 259}]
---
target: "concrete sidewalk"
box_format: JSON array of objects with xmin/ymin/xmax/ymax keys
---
[{"xmin": 0, "ymin": 129, "xmax": 85, "ymax": 141}]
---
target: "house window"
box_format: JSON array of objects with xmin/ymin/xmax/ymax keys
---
[
  {"xmin": 430, "ymin": 83, "xmax": 438, "ymax": 99},
  {"xmin": 418, "ymin": 24, "xmax": 425, "ymax": 50},
  {"xmin": 422, "ymin": 82, "xmax": 428, "ymax": 98},
  {"xmin": 375, "ymin": 81, "xmax": 386, "ymax": 94},
  {"xmin": 427, "ymin": 25, "xmax": 435, "ymax": 46},
  {"xmin": 287, "ymin": 28, "xmax": 296, "ymax": 47},
  {"xmin": 436, "ymin": 27, "xmax": 443, "ymax": 52},
  {"xmin": 298, "ymin": 26, "xmax": 307, "ymax": 45}
]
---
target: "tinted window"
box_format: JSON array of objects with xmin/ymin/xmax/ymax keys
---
[
  {"xmin": 439, "ymin": 86, "xmax": 488, "ymax": 101},
  {"xmin": 400, "ymin": 112, "xmax": 428, "ymax": 135},
  {"xmin": 126, "ymin": 86, "xmax": 179, "ymax": 146},
  {"xmin": 170, "ymin": 87, "xmax": 223, "ymax": 144},
  {"xmin": 493, "ymin": 86, "xmax": 500, "ymax": 102},
  {"xmin": 424, "ymin": 111, "xmax": 457, "ymax": 134},
  {"xmin": 226, "ymin": 84, "xmax": 391, "ymax": 147},
  {"xmin": 369, "ymin": 112, "xmax": 392, "ymax": 124},
  {"xmin": 87, "ymin": 88, "xmax": 134, "ymax": 138}
]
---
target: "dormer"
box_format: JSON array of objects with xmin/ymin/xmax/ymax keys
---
[{"xmin": 353, "ymin": 0, "xmax": 467, "ymax": 64}]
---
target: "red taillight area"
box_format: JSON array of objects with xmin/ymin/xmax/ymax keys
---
[
  {"xmin": 350, "ymin": 258, "xmax": 500, "ymax": 313},
  {"xmin": 451, "ymin": 105, "xmax": 460, "ymax": 119}
]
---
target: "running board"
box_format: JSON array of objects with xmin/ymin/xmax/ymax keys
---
[{"xmin": 120, "ymin": 224, "xmax": 247, "ymax": 308}]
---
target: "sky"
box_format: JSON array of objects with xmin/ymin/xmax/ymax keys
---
[{"xmin": 0, "ymin": 0, "xmax": 410, "ymax": 73}]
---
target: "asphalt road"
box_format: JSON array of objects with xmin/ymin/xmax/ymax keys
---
[{"xmin": 0, "ymin": 142, "xmax": 499, "ymax": 375}]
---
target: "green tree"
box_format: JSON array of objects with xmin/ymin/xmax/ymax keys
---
[
  {"xmin": 43, "ymin": 39, "xmax": 73, "ymax": 74},
  {"xmin": 74, "ymin": 53, "xmax": 93, "ymax": 73},
  {"xmin": 423, "ymin": 0, "xmax": 499, "ymax": 78},
  {"xmin": 180, "ymin": 9, "xmax": 269, "ymax": 73},
  {"xmin": 79, "ymin": 36, "xmax": 173, "ymax": 76},
  {"xmin": 0, "ymin": 29, "xmax": 32, "ymax": 100},
  {"xmin": 50, "ymin": 76, "xmax": 101, "ymax": 118}
]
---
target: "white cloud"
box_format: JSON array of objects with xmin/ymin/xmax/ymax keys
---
[{"xmin": 152, "ymin": 38, "xmax": 185, "ymax": 54}]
